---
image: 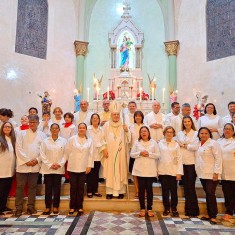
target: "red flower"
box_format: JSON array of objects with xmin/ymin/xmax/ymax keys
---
[
  {"xmin": 103, "ymin": 90, "xmax": 115, "ymax": 100},
  {"xmin": 136, "ymin": 91, "xmax": 149, "ymax": 100}
]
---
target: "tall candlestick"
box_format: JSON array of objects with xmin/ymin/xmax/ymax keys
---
[
  {"xmin": 107, "ymin": 86, "xmax": 109, "ymax": 100},
  {"xmin": 87, "ymin": 87, "xmax": 90, "ymax": 102},
  {"xmin": 139, "ymin": 87, "xmax": 142, "ymax": 102},
  {"xmin": 162, "ymin": 88, "xmax": 165, "ymax": 103}
]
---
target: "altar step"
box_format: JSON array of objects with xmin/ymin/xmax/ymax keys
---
[{"xmin": 7, "ymin": 183, "xmax": 225, "ymax": 214}]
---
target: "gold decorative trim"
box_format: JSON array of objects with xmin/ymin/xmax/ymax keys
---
[
  {"xmin": 74, "ymin": 41, "xmax": 89, "ymax": 56},
  {"xmin": 164, "ymin": 40, "xmax": 179, "ymax": 56}
]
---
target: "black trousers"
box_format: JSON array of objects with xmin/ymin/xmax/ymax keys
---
[
  {"xmin": 69, "ymin": 171, "xmax": 86, "ymax": 210},
  {"xmin": 86, "ymin": 161, "xmax": 101, "ymax": 194},
  {"xmin": 159, "ymin": 175, "xmax": 178, "ymax": 211},
  {"xmin": 183, "ymin": 165, "xmax": 199, "ymax": 216},
  {"xmin": 44, "ymin": 174, "xmax": 62, "ymax": 208},
  {"xmin": 137, "ymin": 177, "xmax": 154, "ymax": 210},
  {"xmin": 0, "ymin": 177, "xmax": 13, "ymax": 212},
  {"xmin": 221, "ymin": 180, "xmax": 235, "ymax": 215},
  {"xmin": 200, "ymin": 178, "xmax": 218, "ymax": 218}
]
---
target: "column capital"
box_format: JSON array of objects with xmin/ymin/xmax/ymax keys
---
[
  {"xmin": 164, "ymin": 40, "xmax": 179, "ymax": 56},
  {"xmin": 74, "ymin": 40, "xmax": 89, "ymax": 56}
]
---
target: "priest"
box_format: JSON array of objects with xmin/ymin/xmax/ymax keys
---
[{"xmin": 102, "ymin": 101, "xmax": 130, "ymax": 199}]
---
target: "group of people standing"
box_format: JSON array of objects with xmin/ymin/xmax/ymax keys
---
[{"xmin": 0, "ymin": 100, "xmax": 234, "ymax": 225}]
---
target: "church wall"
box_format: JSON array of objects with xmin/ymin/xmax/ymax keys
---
[
  {"xmin": 175, "ymin": 0, "xmax": 235, "ymax": 116},
  {"xmin": 85, "ymin": 0, "xmax": 168, "ymax": 106},
  {"xmin": 0, "ymin": 0, "xmax": 77, "ymax": 122}
]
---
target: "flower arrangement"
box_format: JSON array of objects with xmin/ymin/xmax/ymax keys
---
[
  {"xmin": 136, "ymin": 91, "xmax": 149, "ymax": 100},
  {"xmin": 102, "ymin": 90, "xmax": 116, "ymax": 100}
]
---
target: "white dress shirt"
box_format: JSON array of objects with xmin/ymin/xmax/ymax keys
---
[
  {"xmin": 65, "ymin": 136, "xmax": 94, "ymax": 173},
  {"xmin": 195, "ymin": 138, "xmax": 222, "ymax": 179},
  {"xmin": 158, "ymin": 139, "xmax": 183, "ymax": 176},
  {"xmin": 164, "ymin": 112, "xmax": 178, "ymax": 126},
  {"xmin": 176, "ymin": 130, "xmax": 198, "ymax": 165},
  {"xmin": 222, "ymin": 114, "xmax": 232, "ymax": 126},
  {"xmin": 0, "ymin": 137, "xmax": 15, "ymax": 177},
  {"xmin": 130, "ymin": 139, "xmax": 159, "ymax": 177},
  {"xmin": 16, "ymin": 129, "xmax": 46, "ymax": 173},
  {"xmin": 217, "ymin": 137, "xmax": 235, "ymax": 181},
  {"xmin": 40, "ymin": 136, "xmax": 67, "ymax": 174}
]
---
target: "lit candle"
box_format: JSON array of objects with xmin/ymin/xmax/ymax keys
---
[
  {"xmin": 96, "ymin": 86, "xmax": 99, "ymax": 101},
  {"xmin": 107, "ymin": 86, "xmax": 110, "ymax": 100},
  {"xmin": 139, "ymin": 87, "xmax": 142, "ymax": 102},
  {"xmin": 87, "ymin": 87, "xmax": 90, "ymax": 102},
  {"xmin": 151, "ymin": 87, "xmax": 154, "ymax": 100},
  {"xmin": 162, "ymin": 88, "xmax": 165, "ymax": 103}
]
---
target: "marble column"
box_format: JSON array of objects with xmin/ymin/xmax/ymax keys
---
[
  {"xmin": 74, "ymin": 40, "xmax": 89, "ymax": 98},
  {"xmin": 164, "ymin": 40, "xmax": 179, "ymax": 93}
]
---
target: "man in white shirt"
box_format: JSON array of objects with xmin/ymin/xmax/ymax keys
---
[
  {"xmin": 222, "ymin": 101, "xmax": 235, "ymax": 125},
  {"xmin": 15, "ymin": 115, "xmax": 46, "ymax": 216},
  {"xmin": 144, "ymin": 101, "xmax": 165, "ymax": 142},
  {"xmin": 165, "ymin": 102, "xmax": 180, "ymax": 126},
  {"xmin": 124, "ymin": 101, "xmax": 137, "ymax": 127},
  {"xmin": 98, "ymin": 100, "xmax": 111, "ymax": 126},
  {"xmin": 171, "ymin": 103, "xmax": 197, "ymax": 134},
  {"xmin": 74, "ymin": 100, "xmax": 93, "ymax": 127}
]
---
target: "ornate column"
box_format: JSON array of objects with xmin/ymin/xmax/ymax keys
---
[
  {"xmin": 74, "ymin": 40, "xmax": 89, "ymax": 97},
  {"xmin": 164, "ymin": 40, "xmax": 179, "ymax": 93}
]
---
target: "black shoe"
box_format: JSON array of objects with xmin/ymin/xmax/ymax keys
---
[
  {"xmin": 172, "ymin": 211, "xmax": 179, "ymax": 217},
  {"xmin": 15, "ymin": 209, "xmax": 22, "ymax": 217},
  {"xmin": 68, "ymin": 209, "xmax": 75, "ymax": 215},
  {"xmin": 64, "ymin": 179, "xmax": 70, "ymax": 183},
  {"xmin": 87, "ymin": 194, "xmax": 93, "ymax": 198},
  {"xmin": 163, "ymin": 210, "xmax": 170, "ymax": 216},
  {"xmin": 42, "ymin": 209, "xmax": 51, "ymax": 215},
  {"xmin": 128, "ymin": 179, "xmax": 133, "ymax": 184},
  {"xmin": 106, "ymin": 194, "xmax": 113, "ymax": 199},
  {"xmin": 201, "ymin": 216, "xmax": 210, "ymax": 221},
  {"xmin": 27, "ymin": 207, "xmax": 37, "ymax": 215},
  {"xmin": 209, "ymin": 219, "xmax": 217, "ymax": 225},
  {"xmin": 93, "ymin": 193, "xmax": 102, "ymax": 197},
  {"xmin": 118, "ymin": 194, "xmax": 124, "ymax": 199},
  {"xmin": 99, "ymin": 178, "xmax": 105, "ymax": 183}
]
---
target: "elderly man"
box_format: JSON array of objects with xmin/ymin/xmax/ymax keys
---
[
  {"xmin": 102, "ymin": 101, "xmax": 130, "ymax": 199},
  {"xmin": 171, "ymin": 103, "xmax": 197, "ymax": 134},
  {"xmin": 74, "ymin": 100, "xmax": 93, "ymax": 126},
  {"xmin": 15, "ymin": 115, "xmax": 46, "ymax": 216},
  {"xmin": 222, "ymin": 101, "xmax": 235, "ymax": 125},
  {"xmin": 144, "ymin": 101, "xmax": 165, "ymax": 142},
  {"xmin": 98, "ymin": 100, "xmax": 111, "ymax": 126}
]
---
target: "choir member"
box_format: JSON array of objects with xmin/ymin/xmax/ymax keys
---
[
  {"xmin": 60, "ymin": 112, "xmax": 76, "ymax": 140},
  {"xmin": 86, "ymin": 113, "xmax": 105, "ymax": 198},
  {"xmin": 74, "ymin": 100, "xmax": 93, "ymax": 126},
  {"xmin": 0, "ymin": 122, "xmax": 16, "ymax": 215},
  {"xmin": 164, "ymin": 102, "xmax": 180, "ymax": 126},
  {"xmin": 217, "ymin": 123, "xmax": 235, "ymax": 220},
  {"xmin": 52, "ymin": 107, "xmax": 64, "ymax": 125},
  {"xmin": 65, "ymin": 123, "xmax": 93, "ymax": 215},
  {"xmin": 198, "ymin": 103, "xmax": 223, "ymax": 140},
  {"xmin": 130, "ymin": 126, "xmax": 159, "ymax": 217},
  {"xmin": 196, "ymin": 127, "xmax": 222, "ymax": 224},
  {"xmin": 176, "ymin": 116, "xmax": 199, "ymax": 216},
  {"xmin": 158, "ymin": 126, "xmax": 183, "ymax": 217},
  {"xmin": 222, "ymin": 101, "xmax": 235, "ymax": 125},
  {"xmin": 0, "ymin": 108, "xmax": 18, "ymax": 129}
]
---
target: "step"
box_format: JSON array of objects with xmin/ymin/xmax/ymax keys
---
[{"xmin": 7, "ymin": 196, "xmax": 225, "ymax": 214}]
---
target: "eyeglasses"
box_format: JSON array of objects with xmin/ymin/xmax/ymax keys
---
[
  {"xmin": 166, "ymin": 131, "xmax": 174, "ymax": 134},
  {"xmin": 224, "ymin": 128, "xmax": 234, "ymax": 131},
  {"xmin": 3, "ymin": 126, "xmax": 12, "ymax": 128}
]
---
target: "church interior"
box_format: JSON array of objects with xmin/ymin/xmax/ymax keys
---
[{"xmin": 1, "ymin": 0, "xmax": 235, "ymax": 234}]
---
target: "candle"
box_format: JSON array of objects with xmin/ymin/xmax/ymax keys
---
[
  {"xmin": 107, "ymin": 86, "xmax": 110, "ymax": 100},
  {"xmin": 139, "ymin": 87, "xmax": 142, "ymax": 102},
  {"xmin": 151, "ymin": 87, "xmax": 154, "ymax": 100},
  {"xmin": 96, "ymin": 86, "xmax": 99, "ymax": 101},
  {"xmin": 162, "ymin": 88, "xmax": 165, "ymax": 103},
  {"xmin": 87, "ymin": 87, "xmax": 90, "ymax": 102}
]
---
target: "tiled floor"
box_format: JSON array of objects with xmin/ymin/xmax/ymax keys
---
[{"xmin": 0, "ymin": 211, "xmax": 235, "ymax": 235}]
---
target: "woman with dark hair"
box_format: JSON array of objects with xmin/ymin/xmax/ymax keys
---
[
  {"xmin": 158, "ymin": 126, "xmax": 183, "ymax": 217},
  {"xmin": 0, "ymin": 108, "xmax": 18, "ymax": 129},
  {"xmin": 217, "ymin": 123, "xmax": 235, "ymax": 220},
  {"xmin": 176, "ymin": 116, "xmax": 199, "ymax": 217},
  {"xmin": 130, "ymin": 126, "xmax": 159, "ymax": 217},
  {"xmin": 198, "ymin": 103, "xmax": 223, "ymax": 140},
  {"xmin": 0, "ymin": 122, "xmax": 16, "ymax": 215},
  {"xmin": 129, "ymin": 110, "xmax": 145, "ymax": 197},
  {"xmin": 40, "ymin": 123, "xmax": 66, "ymax": 215},
  {"xmin": 196, "ymin": 127, "xmax": 222, "ymax": 224},
  {"xmin": 86, "ymin": 113, "xmax": 105, "ymax": 198},
  {"xmin": 65, "ymin": 123, "xmax": 93, "ymax": 215}
]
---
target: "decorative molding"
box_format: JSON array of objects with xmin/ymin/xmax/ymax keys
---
[
  {"xmin": 164, "ymin": 40, "xmax": 179, "ymax": 56},
  {"xmin": 74, "ymin": 41, "xmax": 89, "ymax": 56}
]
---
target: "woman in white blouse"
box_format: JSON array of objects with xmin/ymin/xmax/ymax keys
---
[
  {"xmin": 86, "ymin": 114, "xmax": 105, "ymax": 198},
  {"xmin": 129, "ymin": 111, "xmax": 145, "ymax": 198},
  {"xmin": 217, "ymin": 123, "xmax": 235, "ymax": 220},
  {"xmin": 130, "ymin": 126, "xmax": 160, "ymax": 217},
  {"xmin": 65, "ymin": 123, "xmax": 93, "ymax": 215},
  {"xmin": 40, "ymin": 123, "xmax": 67, "ymax": 215},
  {"xmin": 196, "ymin": 127, "xmax": 222, "ymax": 225},
  {"xmin": 0, "ymin": 122, "xmax": 16, "ymax": 215},
  {"xmin": 198, "ymin": 103, "xmax": 223, "ymax": 140},
  {"xmin": 158, "ymin": 126, "xmax": 183, "ymax": 217},
  {"xmin": 176, "ymin": 116, "xmax": 199, "ymax": 217}
]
